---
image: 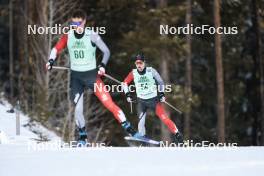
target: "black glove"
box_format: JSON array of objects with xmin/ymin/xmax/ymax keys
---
[
  {"xmin": 159, "ymin": 92, "xmax": 165, "ymax": 102},
  {"xmin": 97, "ymin": 63, "xmax": 106, "ymax": 69},
  {"xmin": 46, "ymin": 59, "xmax": 55, "ymax": 70}
]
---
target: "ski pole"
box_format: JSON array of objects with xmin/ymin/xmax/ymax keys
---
[
  {"xmin": 103, "ymin": 74, "xmax": 122, "ymax": 84},
  {"xmin": 52, "ymin": 66, "xmax": 70, "ymax": 70},
  {"xmin": 52, "ymin": 66, "xmax": 135, "ymax": 114},
  {"xmin": 130, "ymin": 101, "xmax": 133, "ymax": 114},
  {"xmin": 53, "ymin": 66, "xmax": 122, "ymax": 85},
  {"xmin": 163, "ymin": 100, "xmax": 183, "ymax": 114}
]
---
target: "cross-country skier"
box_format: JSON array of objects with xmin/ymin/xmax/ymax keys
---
[
  {"xmin": 46, "ymin": 10, "xmax": 137, "ymax": 144},
  {"xmin": 122, "ymin": 53, "xmax": 183, "ymax": 143}
]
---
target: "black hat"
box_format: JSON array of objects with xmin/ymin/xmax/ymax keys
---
[{"xmin": 133, "ymin": 53, "xmax": 145, "ymax": 62}]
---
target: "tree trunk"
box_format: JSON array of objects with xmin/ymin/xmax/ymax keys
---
[
  {"xmin": 214, "ymin": 0, "xmax": 225, "ymax": 143},
  {"xmin": 22, "ymin": 0, "xmax": 29, "ymax": 113},
  {"xmin": 156, "ymin": 0, "xmax": 171, "ymax": 142},
  {"xmin": 9, "ymin": 0, "xmax": 14, "ymax": 106},
  {"xmin": 184, "ymin": 0, "xmax": 192, "ymax": 140},
  {"xmin": 251, "ymin": 0, "xmax": 263, "ymax": 145},
  {"xmin": 160, "ymin": 51, "xmax": 172, "ymax": 142}
]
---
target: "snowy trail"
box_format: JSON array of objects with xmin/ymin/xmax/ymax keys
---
[
  {"xmin": 1, "ymin": 101, "xmax": 264, "ymax": 176},
  {"xmin": 1, "ymin": 146, "xmax": 264, "ymax": 176}
]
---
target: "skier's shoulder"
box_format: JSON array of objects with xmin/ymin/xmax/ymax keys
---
[
  {"xmin": 148, "ymin": 67, "xmax": 161, "ymax": 77},
  {"xmin": 146, "ymin": 67, "xmax": 153, "ymax": 72},
  {"xmin": 84, "ymin": 29, "xmax": 100, "ymax": 39},
  {"xmin": 145, "ymin": 66, "xmax": 158, "ymax": 75},
  {"xmin": 59, "ymin": 33, "xmax": 68, "ymax": 40},
  {"xmin": 84, "ymin": 28, "xmax": 94, "ymax": 36}
]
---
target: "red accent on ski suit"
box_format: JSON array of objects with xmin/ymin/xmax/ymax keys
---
[
  {"xmin": 53, "ymin": 34, "xmax": 125, "ymax": 123},
  {"xmin": 94, "ymin": 77, "xmax": 124, "ymax": 123},
  {"xmin": 54, "ymin": 34, "xmax": 68, "ymax": 54},
  {"xmin": 155, "ymin": 103, "xmax": 178, "ymax": 134},
  {"xmin": 123, "ymin": 71, "xmax": 178, "ymax": 134},
  {"xmin": 123, "ymin": 71, "xmax": 134, "ymax": 85}
]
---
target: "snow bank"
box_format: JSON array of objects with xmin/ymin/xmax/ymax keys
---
[{"xmin": 0, "ymin": 100, "xmax": 60, "ymax": 145}]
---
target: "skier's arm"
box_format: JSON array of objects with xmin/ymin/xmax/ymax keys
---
[
  {"xmin": 49, "ymin": 34, "xmax": 68, "ymax": 60},
  {"xmin": 90, "ymin": 33, "xmax": 110, "ymax": 66},
  {"xmin": 152, "ymin": 68, "xmax": 166, "ymax": 102},
  {"xmin": 122, "ymin": 71, "xmax": 134, "ymax": 94},
  {"xmin": 46, "ymin": 34, "xmax": 68, "ymax": 70},
  {"xmin": 152, "ymin": 68, "xmax": 165, "ymax": 93}
]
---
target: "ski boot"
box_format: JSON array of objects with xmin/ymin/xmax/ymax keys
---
[
  {"xmin": 77, "ymin": 127, "xmax": 87, "ymax": 146},
  {"xmin": 173, "ymin": 131, "xmax": 184, "ymax": 145},
  {"xmin": 121, "ymin": 121, "xmax": 138, "ymax": 137}
]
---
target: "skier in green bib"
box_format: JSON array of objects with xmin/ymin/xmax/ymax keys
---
[
  {"xmin": 46, "ymin": 10, "xmax": 137, "ymax": 144},
  {"xmin": 122, "ymin": 53, "xmax": 183, "ymax": 143}
]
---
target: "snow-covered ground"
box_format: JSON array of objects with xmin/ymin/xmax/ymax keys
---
[
  {"xmin": 1, "ymin": 100, "xmax": 264, "ymax": 176},
  {"xmin": 0, "ymin": 100, "xmax": 60, "ymax": 145}
]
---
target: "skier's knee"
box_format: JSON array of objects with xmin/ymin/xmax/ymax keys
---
[
  {"xmin": 71, "ymin": 93, "xmax": 82, "ymax": 105},
  {"xmin": 138, "ymin": 120, "xmax": 146, "ymax": 135}
]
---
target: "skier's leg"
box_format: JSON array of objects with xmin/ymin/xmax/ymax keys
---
[
  {"xmin": 94, "ymin": 78, "xmax": 137, "ymax": 136},
  {"xmin": 70, "ymin": 76, "xmax": 87, "ymax": 142},
  {"xmin": 70, "ymin": 77, "xmax": 85, "ymax": 128},
  {"xmin": 137, "ymin": 101, "xmax": 147, "ymax": 136},
  {"xmin": 94, "ymin": 78, "xmax": 126, "ymax": 123},
  {"xmin": 155, "ymin": 102, "xmax": 178, "ymax": 134},
  {"xmin": 74, "ymin": 93, "xmax": 85, "ymax": 128},
  {"xmin": 138, "ymin": 112, "xmax": 146, "ymax": 136},
  {"xmin": 155, "ymin": 103, "xmax": 183, "ymax": 143}
]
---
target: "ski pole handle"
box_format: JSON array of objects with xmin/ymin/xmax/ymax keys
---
[{"xmin": 163, "ymin": 101, "xmax": 183, "ymax": 114}]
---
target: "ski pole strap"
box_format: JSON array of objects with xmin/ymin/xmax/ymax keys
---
[{"xmin": 163, "ymin": 101, "xmax": 183, "ymax": 114}]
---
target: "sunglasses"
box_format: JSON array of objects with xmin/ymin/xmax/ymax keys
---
[{"xmin": 69, "ymin": 21, "xmax": 82, "ymax": 26}]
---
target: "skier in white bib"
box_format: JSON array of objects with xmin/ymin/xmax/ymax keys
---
[
  {"xmin": 122, "ymin": 53, "xmax": 183, "ymax": 143},
  {"xmin": 46, "ymin": 10, "xmax": 137, "ymax": 144}
]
